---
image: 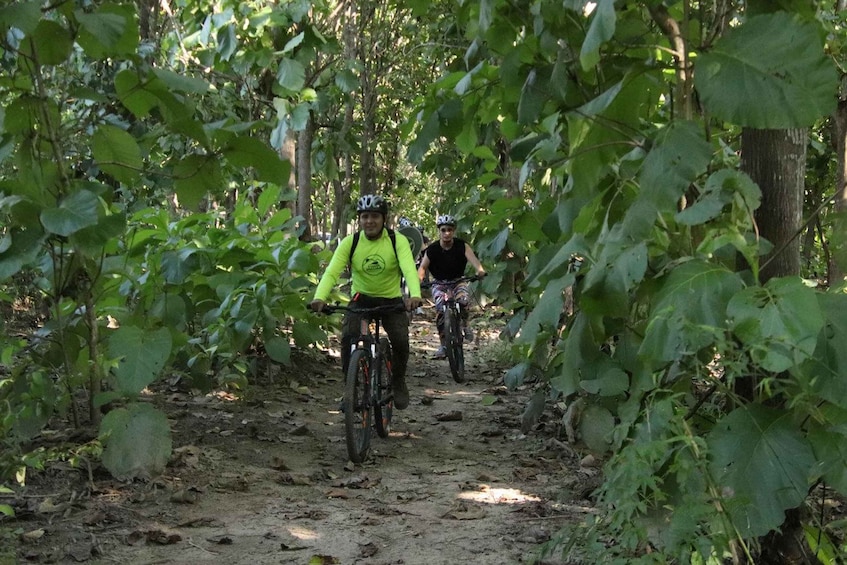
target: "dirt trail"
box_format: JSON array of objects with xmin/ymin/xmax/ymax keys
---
[{"xmin": 4, "ymin": 313, "xmax": 598, "ymax": 564}]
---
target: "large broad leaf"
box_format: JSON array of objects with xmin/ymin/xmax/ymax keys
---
[
  {"xmin": 92, "ymin": 125, "xmax": 142, "ymax": 184},
  {"xmin": 579, "ymin": 403, "xmax": 615, "ymax": 453},
  {"xmin": 0, "ymin": 1, "xmax": 41, "ymax": 35},
  {"xmin": 276, "ymin": 58, "xmax": 305, "ymax": 91},
  {"xmin": 694, "ymin": 12, "xmax": 837, "ymax": 128},
  {"xmin": 677, "ymin": 169, "xmax": 761, "ymax": 226},
  {"xmin": 580, "ymin": 240, "xmax": 648, "ymax": 316},
  {"xmin": 108, "ymin": 326, "xmax": 173, "ymax": 395},
  {"xmin": 708, "ymin": 404, "xmax": 815, "ymax": 538},
  {"xmin": 728, "ymin": 277, "xmax": 824, "ymax": 373},
  {"xmin": 807, "ymin": 406, "xmax": 847, "ymax": 495},
  {"xmin": 115, "ymin": 70, "xmax": 160, "ymax": 118},
  {"xmin": 553, "ymin": 311, "xmax": 602, "ymax": 397},
  {"xmin": 173, "ymin": 154, "xmax": 223, "ymax": 210},
  {"xmin": 75, "ymin": 3, "xmax": 138, "ymax": 59},
  {"xmin": 579, "ymin": 0, "xmax": 616, "ymax": 71},
  {"xmin": 40, "ymin": 189, "xmax": 100, "ymax": 237},
  {"xmin": 640, "ymin": 260, "xmax": 744, "ymax": 366},
  {"xmin": 222, "ymin": 136, "xmax": 290, "ymax": 183},
  {"xmin": 518, "ymin": 273, "xmax": 575, "ymax": 344},
  {"xmin": 0, "ymin": 228, "xmax": 45, "ymax": 281},
  {"xmin": 21, "ymin": 20, "xmax": 73, "ymax": 65},
  {"xmin": 639, "ymin": 121, "xmax": 711, "ymax": 214},
  {"xmin": 152, "ymin": 68, "xmax": 210, "ymax": 95},
  {"xmin": 100, "ymin": 402, "xmax": 172, "ymax": 480},
  {"xmin": 802, "ymin": 292, "xmax": 847, "ymax": 408}
]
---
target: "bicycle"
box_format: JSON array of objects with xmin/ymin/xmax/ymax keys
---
[
  {"xmin": 321, "ymin": 303, "xmax": 406, "ymax": 463},
  {"xmin": 422, "ymin": 275, "xmax": 481, "ymax": 383}
]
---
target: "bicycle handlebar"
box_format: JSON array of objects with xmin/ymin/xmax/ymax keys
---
[
  {"xmin": 318, "ymin": 303, "xmax": 409, "ymax": 315},
  {"xmin": 421, "ymin": 274, "xmax": 483, "ymax": 289}
]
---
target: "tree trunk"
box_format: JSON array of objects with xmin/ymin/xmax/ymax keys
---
[
  {"xmin": 297, "ymin": 114, "xmax": 314, "ymax": 240},
  {"xmin": 832, "ymin": 98, "xmax": 847, "ymax": 285},
  {"xmin": 741, "ymin": 128, "xmax": 807, "ymax": 283},
  {"xmin": 740, "ymin": 127, "xmax": 810, "ymax": 565}
]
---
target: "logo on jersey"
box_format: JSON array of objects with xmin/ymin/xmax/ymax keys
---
[{"xmin": 362, "ymin": 255, "xmax": 385, "ymax": 274}]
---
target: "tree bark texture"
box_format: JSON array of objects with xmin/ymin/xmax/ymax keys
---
[
  {"xmin": 297, "ymin": 115, "xmax": 314, "ymax": 240},
  {"xmin": 831, "ymin": 98, "xmax": 847, "ymax": 284},
  {"xmin": 741, "ymin": 128, "xmax": 807, "ymax": 283}
]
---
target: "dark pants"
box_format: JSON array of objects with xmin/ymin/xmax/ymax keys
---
[{"xmin": 341, "ymin": 296, "xmax": 409, "ymax": 383}]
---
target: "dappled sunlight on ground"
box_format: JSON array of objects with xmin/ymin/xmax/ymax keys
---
[
  {"xmin": 457, "ymin": 485, "xmax": 542, "ymax": 505},
  {"xmin": 288, "ymin": 525, "xmax": 319, "ymax": 541}
]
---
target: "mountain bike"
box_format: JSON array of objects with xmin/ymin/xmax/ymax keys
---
[
  {"xmin": 322, "ymin": 303, "xmax": 405, "ymax": 463},
  {"xmin": 423, "ymin": 275, "xmax": 481, "ymax": 383}
]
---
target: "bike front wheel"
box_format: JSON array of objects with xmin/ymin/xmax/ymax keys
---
[
  {"xmin": 444, "ymin": 305, "xmax": 466, "ymax": 383},
  {"xmin": 344, "ymin": 348, "xmax": 373, "ymax": 463},
  {"xmin": 374, "ymin": 337, "xmax": 393, "ymax": 438}
]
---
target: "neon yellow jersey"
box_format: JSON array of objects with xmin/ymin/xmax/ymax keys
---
[{"xmin": 314, "ymin": 229, "xmax": 422, "ymax": 301}]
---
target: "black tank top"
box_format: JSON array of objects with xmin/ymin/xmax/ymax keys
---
[{"xmin": 425, "ymin": 239, "xmax": 467, "ymax": 281}]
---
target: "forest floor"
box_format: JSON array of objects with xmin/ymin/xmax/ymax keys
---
[{"xmin": 1, "ymin": 308, "xmax": 602, "ymax": 565}]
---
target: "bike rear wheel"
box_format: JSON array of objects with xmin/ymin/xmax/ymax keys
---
[
  {"xmin": 344, "ymin": 348, "xmax": 373, "ymax": 463},
  {"xmin": 374, "ymin": 337, "xmax": 393, "ymax": 438},
  {"xmin": 444, "ymin": 305, "xmax": 466, "ymax": 383}
]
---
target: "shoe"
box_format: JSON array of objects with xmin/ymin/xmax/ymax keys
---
[
  {"xmin": 464, "ymin": 326, "xmax": 474, "ymax": 343},
  {"xmin": 393, "ymin": 379, "xmax": 409, "ymax": 410},
  {"xmin": 433, "ymin": 345, "xmax": 447, "ymax": 359}
]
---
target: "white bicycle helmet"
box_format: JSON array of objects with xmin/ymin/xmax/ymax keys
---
[
  {"xmin": 356, "ymin": 194, "xmax": 389, "ymax": 216},
  {"xmin": 436, "ymin": 214, "xmax": 456, "ymax": 227},
  {"xmin": 398, "ymin": 217, "xmax": 414, "ymax": 228}
]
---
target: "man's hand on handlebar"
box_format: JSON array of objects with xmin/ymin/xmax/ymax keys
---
[
  {"xmin": 476, "ymin": 269, "xmax": 487, "ymax": 279},
  {"xmin": 310, "ymin": 299, "xmax": 326, "ymax": 313},
  {"xmin": 405, "ymin": 297, "xmax": 423, "ymax": 311}
]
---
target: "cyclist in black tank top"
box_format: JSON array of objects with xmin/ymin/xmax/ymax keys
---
[{"xmin": 417, "ymin": 214, "xmax": 486, "ymax": 359}]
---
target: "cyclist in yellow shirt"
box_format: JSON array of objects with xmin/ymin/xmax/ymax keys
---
[{"xmin": 310, "ymin": 195, "xmax": 422, "ymax": 409}]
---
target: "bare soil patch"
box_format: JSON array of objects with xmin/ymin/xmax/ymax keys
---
[{"xmin": 2, "ymin": 311, "xmax": 599, "ymax": 564}]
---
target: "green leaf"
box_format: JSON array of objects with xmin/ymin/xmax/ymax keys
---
[
  {"xmin": 22, "ymin": 20, "xmax": 73, "ymax": 65},
  {"xmin": 174, "ymin": 154, "xmax": 222, "ymax": 210},
  {"xmin": 277, "ymin": 59, "xmax": 306, "ymax": 91},
  {"xmin": 292, "ymin": 319, "xmax": 327, "ymax": 349},
  {"xmin": 803, "ymin": 292, "xmax": 847, "ymax": 408},
  {"xmin": 580, "ymin": 0, "xmax": 616, "ymax": 71},
  {"xmin": 335, "ymin": 69, "xmax": 359, "ymax": 92},
  {"xmin": 579, "ymin": 403, "xmax": 615, "ymax": 453},
  {"xmin": 579, "ymin": 357, "xmax": 629, "ymax": 397},
  {"xmin": 152, "ymin": 68, "xmax": 211, "ymax": 94},
  {"xmin": 0, "ymin": 228, "xmax": 45, "ymax": 281},
  {"xmin": 40, "ymin": 189, "xmax": 100, "ymax": 237},
  {"xmin": 265, "ymin": 335, "xmax": 291, "ymax": 365},
  {"xmin": 108, "ymin": 326, "xmax": 173, "ymax": 395},
  {"xmin": 709, "ymin": 404, "xmax": 815, "ymax": 537},
  {"xmin": 223, "ymin": 136, "xmax": 290, "ymax": 183},
  {"xmin": 581, "ymin": 241, "xmax": 648, "ymax": 316},
  {"xmin": 407, "ymin": 111, "xmax": 440, "ymax": 164},
  {"xmin": 115, "ymin": 70, "xmax": 160, "ymax": 118},
  {"xmin": 728, "ymin": 277, "xmax": 824, "ymax": 372},
  {"xmin": 808, "ymin": 421, "xmax": 847, "ymax": 495},
  {"xmin": 517, "ymin": 68, "xmax": 549, "ymax": 125},
  {"xmin": 677, "ymin": 170, "xmax": 760, "ymax": 226},
  {"xmin": 518, "ymin": 273, "xmax": 574, "ymax": 344},
  {"xmin": 640, "ymin": 260, "xmax": 744, "ymax": 365},
  {"xmin": 100, "ymin": 403, "xmax": 172, "ymax": 481},
  {"xmin": 639, "ymin": 121, "xmax": 711, "ymax": 214},
  {"xmin": 75, "ymin": 3, "xmax": 138, "ymax": 59},
  {"xmin": 0, "ymin": 1, "xmax": 41, "ymax": 34},
  {"xmin": 92, "ymin": 125, "xmax": 142, "ymax": 184},
  {"xmin": 694, "ymin": 12, "xmax": 837, "ymax": 127}
]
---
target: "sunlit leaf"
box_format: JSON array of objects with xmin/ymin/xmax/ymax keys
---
[{"xmin": 694, "ymin": 12, "xmax": 837, "ymax": 127}]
